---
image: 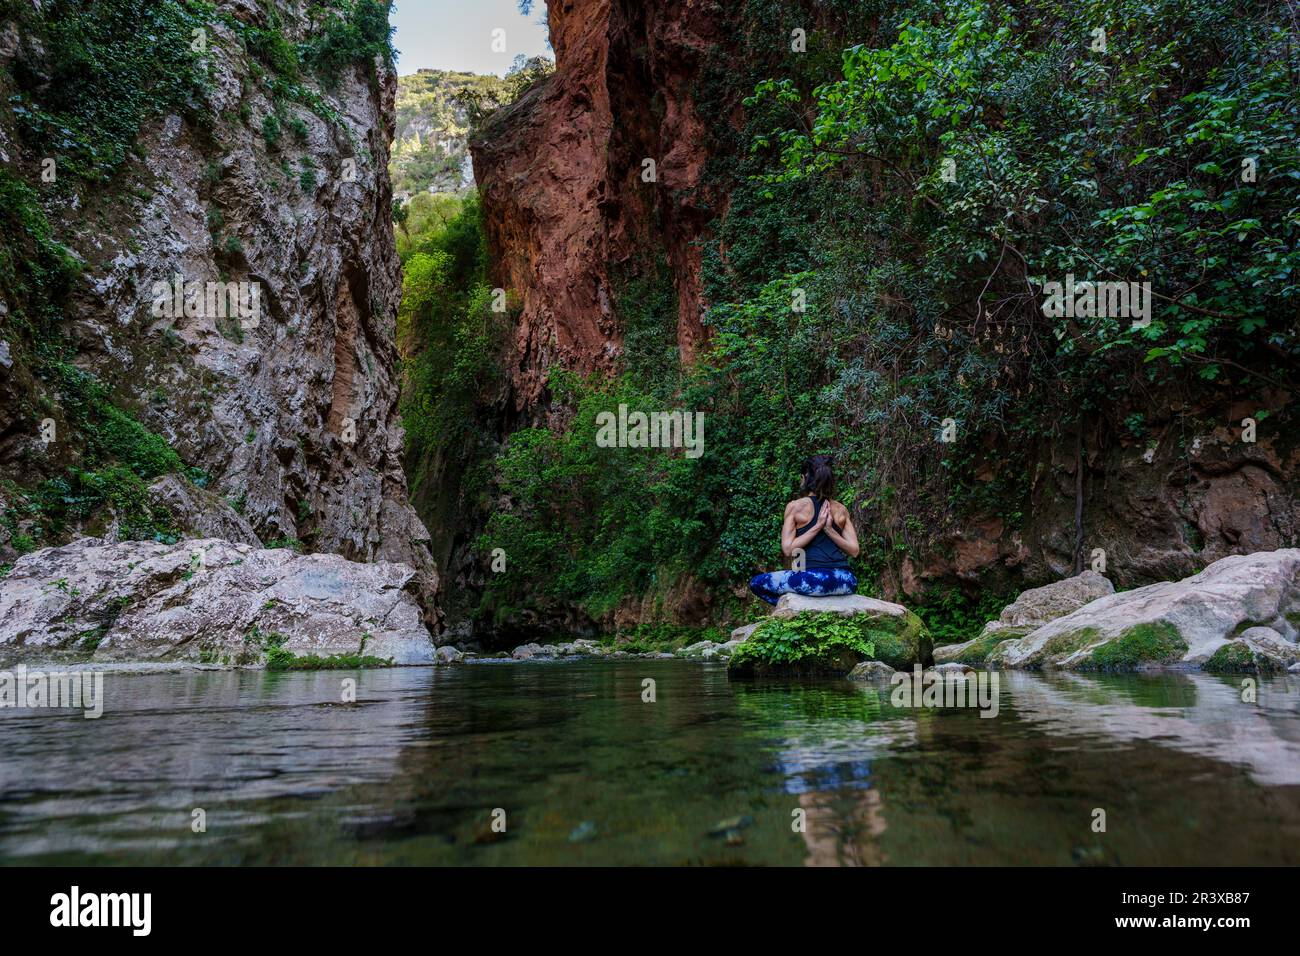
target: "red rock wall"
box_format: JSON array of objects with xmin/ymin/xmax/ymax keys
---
[{"xmin": 470, "ymin": 0, "xmax": 717, "ymax": 412}]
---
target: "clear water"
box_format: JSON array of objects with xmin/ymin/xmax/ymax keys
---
[{"xmin": 1, "ymin": 661, "xmax": 1298, "ymax": 865}]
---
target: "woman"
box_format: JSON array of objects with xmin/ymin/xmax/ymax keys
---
[{"xmin": 748, "ymin": 455, "xmax": 860, "ymax": 605}]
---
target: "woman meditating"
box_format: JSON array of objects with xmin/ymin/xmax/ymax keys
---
[{"xmin": 749, "ymin": 455, "xmax": 860, "ymax": 605}]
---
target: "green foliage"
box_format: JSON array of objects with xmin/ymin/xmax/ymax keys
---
[
  {"xmin": 298, "ymin": 157, "xmax": 318, "ymax": 192},
  {"xmin": 397, "ymin": 191, "xmax": 500, "ymax": 472},
  {"xmin": 914, "ymin": 588, "xmax": 1012, "ymax": 646},
  {"xmin": 266, "ymin": 537, "xmax": 305, "ymax": 552},
  {"xmin": 48, "ymin": 363, "xmax": 183, "ymax": 480},
  {"xmin": 0, "ymin": 168, "xmax": 80, "ymax": 352},
  {"xmin": 478, "ymin": 368, "xmax": 714, "ymax": 623},
  {"xmin": 261, "ymin": 113, "xmax": 282, "ymax": 149},
  {"xmin": 267, "ymin": 650, "xmax": 393, "ymax": 670},
  {"xmin": 299, "ymin": 0, "xmax": 395, "ymax": 88},
  {"xmin": 7, "ymin": 0, "xmax": 212, "ymax": 181},
  {"xmin": 750, "ymin": 0, "xmax": 1298, "ymax": 399},
  {"xmin": 615, "ymin": 260, "xmax": 681, "ymax": 392},
  {"xmin": 28, "ymin": 466, "xmax": 179, "ymax": 542},
  {"xmin": 731, "ymin": 614, "xmax": 877, "ymax": 667},
  {"xmin": 248, "ymin": 625, "xmax": 391, "ymax": 670}
]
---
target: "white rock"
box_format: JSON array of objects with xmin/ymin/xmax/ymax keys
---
[
  {"xmin": 937, "ymin": 572, "xmax": 1114, "ymax": 663},
  {"xmin": 991, "ymin": 550, "xmax": 1300, "ymax": 670},
  {"xmin": 0, "ymin": 537, "xmax": 435, "ymax": 666},
  {"xmin": 997, "ymin": 570, "xmax": 1115, "ymax": 627},
  {"xmin": 702, "ymin": 639, "xmax": 744, "ymax": 660},
  {"xmin": 931, "ymin": 662, "xmax": 975, "ymax": 675},
  {"xmin": 772, "ymin": 593, "xmax": 912, "ymax": 621},
  {"xmin": 679, "ymin": 640, "xmax": 719, "ymax": 658},
  {"xmin": 434, "ymin": 645, "xmax": 464, "ymax": 665}
]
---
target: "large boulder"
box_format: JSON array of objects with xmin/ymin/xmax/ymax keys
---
[
  {"xmin": 989, "ymin": 550, "xmax": 1300, "ymax": 671},
  {"xmin": 0, "ymin": 537, "xmax": 436, "ymax": 666},
  {"xmin": 145, "ymin": 476, "xmax": 262, "ymax": 546},
  {"xmin": 996, "ymin": 569, "xmax": 1115, "ymax": 626},
  {"xmin": 936, "ymin": 570, "xmax": 1114, "ymax": 664},
  {"xmin": 729, "ymin": 594, "xmax": 930, "ymax": 677}
]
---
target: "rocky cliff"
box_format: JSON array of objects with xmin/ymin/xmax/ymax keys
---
[
  {"xmin": 0, "ymin": 2, "xmax": 439, "ymax": 629},
  {"xmin": 470, "ymin": 0, "xmax": 718, "ymax": 412}
]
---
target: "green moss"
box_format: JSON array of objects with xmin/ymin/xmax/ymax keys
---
[
  {"xmin": 1203, "ymin": 640, "xmax": 1286, "ymax": 674},
  {"xmin": 266, "ymin": 651, "xmax": 393, "ymax": 671},
  {"xmin": 265, "ymin": 537, "xmax": 304, "ymax": 552},
  {"xmin": 243, "ymin": 626, "xmax": 392, "ymax": 670},
  {"xmin": 868, "ymin": 610, "xmax": 931, "ymax": 670},
  {"xmin": 1086, "ymin": 622, "xmax": 1188, "ymax": 671},
  {"xmin": 952, "ymin": 625, "xmax": 1032, "ymax": 665},
  {"xmin": 1038, "ymin": 625, "xmax": 1106, "ymax": 662}
]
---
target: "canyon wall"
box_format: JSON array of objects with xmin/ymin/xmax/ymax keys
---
[
  {"xmin": 470, "ymin": 0, "xmax": 718, "ymax": 413},
  {"xmin": 0, "ymin": 2, "xmax": 439, "ymax": 626}
]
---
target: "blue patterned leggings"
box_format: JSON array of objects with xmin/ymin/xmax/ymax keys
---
[{"xmin": 748, "ymin": 568, "xmax": 859, "ymax": 606}]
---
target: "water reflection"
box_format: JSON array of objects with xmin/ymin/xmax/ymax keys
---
[{"xmin": 0, "ymin": 663, "xmax": 1296, "ymax": 865}]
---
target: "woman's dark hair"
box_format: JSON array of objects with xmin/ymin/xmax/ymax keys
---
[{"xmin": 800, "ymin": 455, "xmax": 835, "ymax": 498}]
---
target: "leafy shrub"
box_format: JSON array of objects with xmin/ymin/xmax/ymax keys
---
[
  {"xmin": 300, "ymin": 0, "xmax": 395, "ymax": 88},
  {"xmin": 728, "ymin": 614, "xmax": 877, "ymax": 675}
]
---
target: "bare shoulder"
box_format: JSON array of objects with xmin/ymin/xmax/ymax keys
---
[
  {"xmin": 785, "ymin": 498, "xmax": 813, "ymax": 521},
  {"xmin": 829, "ymin": 499, "xmax": 852, "ymax": 523}
]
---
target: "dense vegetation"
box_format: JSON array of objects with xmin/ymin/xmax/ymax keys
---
[{"xmin": 403, "ymin": 0, "xmax": 1298, "ymax": 642}]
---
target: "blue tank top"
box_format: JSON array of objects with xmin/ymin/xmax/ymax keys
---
[{"xmin": 796, "ymin": 496, "xmax": 850, "ymax": 569}]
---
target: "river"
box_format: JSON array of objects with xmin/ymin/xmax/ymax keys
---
[{"xmin": 1, "ymin": 661, "xmax": 1297, "ymax": 865}]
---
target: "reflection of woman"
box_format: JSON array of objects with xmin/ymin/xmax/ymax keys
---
[{"xmin": 749, "ymin": 455, "xmax": 860, "ymax": 605}]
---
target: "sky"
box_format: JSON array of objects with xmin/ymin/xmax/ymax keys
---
[{"xmin": 391, "ymin": 0, "xmax": 552, "ymax": 77}]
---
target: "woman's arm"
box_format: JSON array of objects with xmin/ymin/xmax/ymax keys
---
[{"xmin": 822, "ymin": 504, "xmax": 861, "ymax": 558}]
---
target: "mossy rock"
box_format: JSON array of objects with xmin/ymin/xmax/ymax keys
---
[
  {"xmin": 1040, "ymin": 625, "xmax": 1107, "ymax": 662},
  {"xmin": 868, "ymin": 612, "xmax": 931, "ymax": 669},
  {"xmin": 728, "ymin": 601, "xmax": 930, "ymax": 677},
  {"xmin": 1083, "ymin": 622, "xmax": 1188, "ymax": 671},
  {"xmin": 1203, "ymin": 640, "xmax": 1286, "ymax": 674},
  {"xmin": 939, "ymin": 623, "xmax": 1033, "ymax": 665}
]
